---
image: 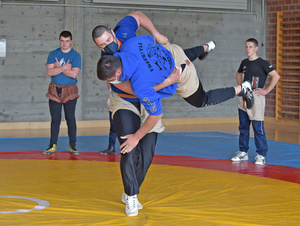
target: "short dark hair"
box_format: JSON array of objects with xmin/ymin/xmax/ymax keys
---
[
  {"xmin": 246, "ymin": 38, "xmax": 258, "ymax": 47},
  {"xmin": 97, "ymin": 55, "xmax": 122, "ymax": 80},
  {"xmin": 59, "ymin": 30, "xmax": 72, "ymax": 40},
  {"xmin": 92, "ymin": 25, "xmax": 111, "ymax": 42}
]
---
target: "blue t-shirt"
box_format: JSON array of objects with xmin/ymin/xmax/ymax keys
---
[
  {"xmin": 115, "ymin": 35, "xmax": 176, "ymax": 116},
  {"xmin": 114, "ymin": 15, "xmax": 139, "ymax": 44},
  {"xmin": 105, "ymin": 15, "xmax": 140, "ymax": 102},
  {"xmin": 47, "ymin": 48, "xmax": 81, "ymax": 85}
]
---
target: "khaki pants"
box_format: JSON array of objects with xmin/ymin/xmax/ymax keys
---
[
  {"xmin": 163, "ymin": 44, "xmax": 199, "ymax": 98},
  {"xmin": 238, "ymin": 93, "xmax": 265, "ymax": 121},
  {"xmin": 109, "ymin": 89, "xmax": 165, "ymax": 133}
]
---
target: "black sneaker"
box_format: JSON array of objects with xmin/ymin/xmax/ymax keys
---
[
  {"xmin": 239, "ymin": 81, "xmax": 254, "ymax": 109},
  {"xmin": 99, "ymin": 145, "xmax": 115, "ymax": 155},
  {"xmin": 198, "ymin": 41, "xmax": 216, "ymax": 60}
]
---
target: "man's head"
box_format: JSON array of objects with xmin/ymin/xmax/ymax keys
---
[
  {"xmin": 59, "ymin": 30, "xmax": 73, "ymax": 52},
  {"xmin": 92, "ymin": 25, "xmax": 119, "ymax": 54},
  {"xmin": 97, "ymin": 55, "xmax": 123, "ymax": 84},
  {"xmin": 245, "ymin": 38, "xmax": 258, "ymax": 58}
]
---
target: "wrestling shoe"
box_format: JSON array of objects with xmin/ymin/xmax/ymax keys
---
[
  {"xmin": 255, "ymin": 154, "xmax": 265, "ymax": 165},
  {"xmin": 239, "ymin": 81, "xmax": 254, "ymax": 109},
  {"xmin": 122, "ymin": 191, "xmax": 143, "ymax": 209},
  {"xmin": 206, "ymin": 41, "xmax": 216, "ymax": 52},
  {"xmin": 42, "ymin": 144, "xmax": 57, "ymax": 154},
  {"xmin": 99, "ymin": 145, "xmax": 115, "ymax": 155},
  {"xmin": 198, "ymin": 41, "xmax": 216, "ymax": 60},
  {"xmin": 70, "ymin": 146, "xmax": 79, "ymax": 155},
  {"xmin": 231, "ymin": 151, "xmax": 248, "ymax": 162},
  {"xmin": 125, "ymin": 194, "xmax": 139, "ymax": 217}
]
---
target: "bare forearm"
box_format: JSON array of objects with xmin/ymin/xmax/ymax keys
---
[
  {"xmin": 134, "ymin": 114, "xmax": 162, "ymax": 140},
  {"xmin": 264, "ymin": 71, "xmax": 280, "ymax": 94},
  {"xmin": 129, "ymin": 11, "xmax": 157, "ymax": 35},
  {"xmin": 120, "ymin": 113, "xmax": 163, "ymax": 154},
  {"xmin": 129, "ymin": 11, "xmax": 169, "ymax": 45},
  {"xmin": 236, "ymin": 72, "xmax": 243, "ymax": 85},
  {"xmin": 47, "ymin": 62, "xmax": 71, "ymax": 77},
  {"xmin": 153, "ymin": 79, "xmax": 171, "ymax": 91},
  {"xmin": 47, "ymin": 67, "xmax": 65, "ymax": 77},
  {"xmin": 62, "ymin": 68, "xmax": 80, "ymax": 79},
  {"xmin": 153, "ymin": 66, "xmax": 180, "ymax": 91}
]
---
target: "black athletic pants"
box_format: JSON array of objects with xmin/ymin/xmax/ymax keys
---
[
  {"xmin": 184, "ymin": 45, "xmax": 205, "ymax": 62},
  {"xmin": 184, "ymin": 84, "xmax": 236, "ymax": 108},
  {"xmin": 49, "ymin": 87, "xmax": 77, "ymax": 147},
  {"xmin": 113, "ymin": 102, "xmax": 158, "ymax": 196},
  {"xmin": 183, "ymin": 46, "xmax": 236, "ymax": 107}
]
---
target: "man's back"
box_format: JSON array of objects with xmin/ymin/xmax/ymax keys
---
[
  {"xmin": 117, "ymin": 35, "xmax": 176, "ymax": 93},
  {"xmin": 115, "ymin": 35, "xmax": 176, "ymax": 115}
]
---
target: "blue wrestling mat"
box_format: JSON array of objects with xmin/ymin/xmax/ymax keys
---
[{"xmin": 0, "ymin": 132, "xmax": 299, "ymax": 168}]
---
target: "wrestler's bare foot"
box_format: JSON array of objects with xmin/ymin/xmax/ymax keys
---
[{"xmin": 203, "ymin": 44, "xmax": 208, "ymax": 52}]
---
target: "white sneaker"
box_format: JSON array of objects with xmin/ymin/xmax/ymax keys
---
[
  {"xmin": 122, "ymin": 191, "xmax": 143, "ymax": 209},
  {"xmin": 198, "ymin": 41, "xmax": 216, "ymax": 60},
  {"xmin": 125, "ymin": 195, "xmax": 138, "ymax": 217},
  {"xmin": 206, "ymin": 41, "xmax": 216, "ymax": 52},
  {"xmin": 231, "ymin": 151, "xmax": 248, "ymax": 162},
  {"xmin": 255, "ymin": 154, "xmax": 265, "ymax": 165}
]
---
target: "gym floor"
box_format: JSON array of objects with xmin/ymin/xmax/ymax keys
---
[{"xmin": 0, "ymin": 121, "xmax": 299, "ymax": 225}]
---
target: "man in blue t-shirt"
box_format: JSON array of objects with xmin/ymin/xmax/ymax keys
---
[
  {"xmin": 93, "ymin": 12, "xmax": 173, "ymax": 160},
  {"xmin": 43, "ymin": 30, "xmax": 81, "ymax": 155},
  {"xmin": 92, "ymin": 11, "xmax": 180, "ymax": 217},
  {"xmin": 92, "ymin": 11, "xmax": 216, "ymax": 217}
]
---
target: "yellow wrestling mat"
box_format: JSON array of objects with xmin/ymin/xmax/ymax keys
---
[{"xmin": 0, "ymin": 159, "xmax": 299, "ymax": 225}]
